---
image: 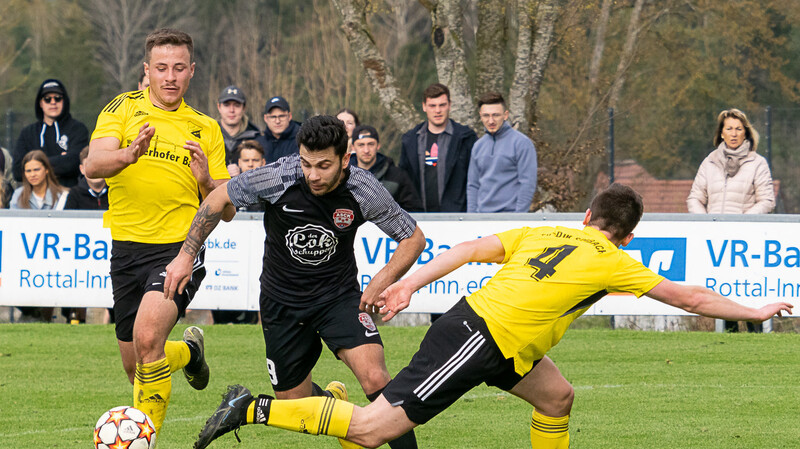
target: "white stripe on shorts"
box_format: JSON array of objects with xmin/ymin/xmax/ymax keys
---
[{"xmin": 413, "ymin": 331, "xmax": 486, "ymax": 401}]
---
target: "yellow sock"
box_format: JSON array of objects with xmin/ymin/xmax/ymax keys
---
[
  {"xmin": 163, "ymin": 340, "xmax": 190, "ymax": 374},
  {"xmin": 134, "ymin": 358, "xmax": 172, "ymax": 435},
  {"xmin": 256, "ymin": 396, "xmax": 354, "ymax": 438},
  {"xmin": 530, "ymin": 410, "xmax": 569, "ymax": 449}
]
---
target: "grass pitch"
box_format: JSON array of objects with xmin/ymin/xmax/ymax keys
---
[{"xmin": 1, "ymin": 323, "xmax": 799, "ymax": 448}]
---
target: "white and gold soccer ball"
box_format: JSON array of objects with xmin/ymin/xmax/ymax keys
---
[{"xmin": 93, "ymin": 406, "xmax": 156, "ymax": 449}]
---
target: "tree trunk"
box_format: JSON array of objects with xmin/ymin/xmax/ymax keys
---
[
  {"xmin": 526, "ymin": 0, "xmax": 559, "ymax": 126},
  {"xmin": 509, "ymin": 0, "xmax": 533, "ymax": 131},
  {"xmin": 475, "ymin": 0, "xmax": 506, "ymax": 98},
  {"xmin": 331, "ymin": 0, "xmax": 419, "ymax": 132},
  {"xmin": 588, "ymin": 0, "xmax": 613, "ymax": 100},
  {"xmin": 608, "ymin": 0, "xmax": 646, "ymax": 110},
  {"xmin": 426, "ymin": 0, "xmax": 477, "ymax": 128}
]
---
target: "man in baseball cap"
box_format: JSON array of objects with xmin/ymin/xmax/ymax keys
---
[
  {"xmin": 217, "ymin": 85, "xmax": 260, "ymax": 176},
  {"xmin": 257, "ymin": 95, "xmax": 301, "ymax": 163},
  {"xmin": 352, "ymin": 124, "xmax": 421, "ymax": 211}
]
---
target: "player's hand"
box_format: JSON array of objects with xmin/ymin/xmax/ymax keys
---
[
  {"xmin": 163, "ymin": 251, "xmax": 194, "ymax": 301},
  {"xmin": 122, "ymin": 123, "xmax": 154, "ymax": 165},
  {"xmin": 378, "ymin": 280, "xmax": 413, "ymax": 322},
  {"xmin": 752, "ymin": 302, "xmax": 793, "ymax": 321},
  {"xmin": 186, "ymin": 140, "xmax": 211, "ymax": 187},
  {"xmin": 227, "ymin": 163, "xmax": 241, "ymax": 177}
]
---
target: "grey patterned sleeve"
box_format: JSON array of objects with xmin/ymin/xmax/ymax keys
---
[
  {"xmin": 348, "ymin": 167, "xmax": 417, "ymax": 241},
  {"xmin": 226, "ymin": 154, "xmax": 302, "ymax": 208}
]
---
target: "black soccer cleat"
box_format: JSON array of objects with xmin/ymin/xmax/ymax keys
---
[
  {"xmin": 183, "ymin": 326, "xmax": 210, "ymax": 390},
  {"xmin": 195, "ymin": 385, "xmax": 254, "ymax": 449}
]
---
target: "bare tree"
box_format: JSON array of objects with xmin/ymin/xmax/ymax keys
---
[
  {"xmin": 475, "ymin": 0, "xmax": 506, "ymax": 97},
  {"xmin": 86, "ymin": 0, "xmax": 194, "ymax": 94},
  {"xmin": 527, "ymin": 0, "xmax": 559, "ymax": 122},
  {"xmin": 608, "ymin": 0, "xmax": 646, "ymax": 109},
  {"xmin": 508, "ymin": 0, "xmax": 533, "ymax": 129},
  {"xmin": 331, "ymin": 0, "xmax": 419, "ymax": 131}
]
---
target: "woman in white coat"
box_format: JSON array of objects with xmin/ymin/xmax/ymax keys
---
[{"xmin": 687, "ymin": 108, "xmax": 775, "ymax": 332}]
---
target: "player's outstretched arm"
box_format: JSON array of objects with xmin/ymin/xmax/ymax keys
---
[
  {"xmin": 164, "ymin": 182, "xmax": 234, "ymax": 299},
  {"xmin": 84, "ymin": 123, "xmax": 154, "ymax": 178},
  {"xmin": 360, "ymin": 225, "xmax": 426, "ymax": 314},
  {"xmin": 646, "ymin": 279, "xmax": 793, "ymax": 321},
  {"xmin": 379, "ymin": 234, "xmax": 506, "ymax": 321}
]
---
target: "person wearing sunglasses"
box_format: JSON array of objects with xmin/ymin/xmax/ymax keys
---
[{"xmin": 12, "ymin": 79, "xmax": 88, "ymax": 188}]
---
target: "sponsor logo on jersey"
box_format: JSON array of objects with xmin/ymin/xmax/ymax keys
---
[
  {"xmin": 333, "ymin": 208, "xmax": 354, "ymax": 228},
  {"xmin": 285, "ymin": 224, "xmax": 338, "ymax": 265},
  {"xmin": 134, "ymin": 110, "xmax": 149, "ymax": 117},
  {"xmin": 188, "ymin": 121, "xmax": 202, "ymax": 139},
  {"xmin": 623, "ymin": 237, "xmax": 686, "ymax": 281},
  {"xmin": 358, "ymin": 312, "xmax": 377, "ymax": 332}
]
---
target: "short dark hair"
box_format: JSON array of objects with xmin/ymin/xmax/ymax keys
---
[
  {"xmin": 79, "ymin": 146, "xmax": 91, "ymax": 164},
  {"xmin": 138, "ymin": 64, "xmax": 147, "ymax": 84},
  {"xmin": 477, "ymin": 91, "xmax": 506, "ymax": 109},
  {"xmin": 236, "ymin": 140, "xmax": 264, "ymax": 158},
  {"xmin": 423, "ymin": 83, "xmax": 450, "ymax": 102},
  {"xmin": 145, "ymin": 28, "xmax": 194, "ymax": 63},
  {"xmin": 296, "ymin": 115, "xmax": 349, "ymax": 158},
  {"xmin": 587, "ymin": 183, "xmax": 644, "ymax": 241}
]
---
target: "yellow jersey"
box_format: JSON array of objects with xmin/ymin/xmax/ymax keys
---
[
  {"xmin": 91, "ymin": 89, "xmax": 229, "ymax": 243},
  {"xmin": 467, "ymin": 226, "xmax": 663, "ymax": 375}
]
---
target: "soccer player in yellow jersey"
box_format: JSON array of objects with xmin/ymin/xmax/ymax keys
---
[
  {"xmin": 193, "ymin": 184, "xmax": 792, "ymax": 449},
  {"xmin": 84, "ymin": 28, "xmax": 232, "ymax": 437}
]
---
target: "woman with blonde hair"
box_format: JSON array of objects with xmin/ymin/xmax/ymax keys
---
[
  {"xmin": 10, "ymin": 149, "xmax": 68, "ymax": 210},
  {"xmin": 687, "ymin": 109, "xmax": 775, "ymax": 332},
  {"xmin": 687, "ymin": 108, "xmax": 774, "ymax": 214}
]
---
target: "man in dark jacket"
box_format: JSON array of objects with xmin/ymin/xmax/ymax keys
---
[
  {"xmin": 399, "ymin": 83, "xmax": 477, "ymax": 212},
  {"xmin": 256, "ymin": 95, "xmax": 301, "ymax": 163},
  {"xmin": 352, "ymin": 125, "xmax": 422, "ymax": 212},
  {"xmin": 13, "ymin": 79, "xmax": 89, "ymax": 187},
  {"xmin": 65, "ymin": 146, "xmax": 109, "ymax": 210},
  {"xmin": 216, "ymin": 85, "xmax": 261, "ymax": 176}
]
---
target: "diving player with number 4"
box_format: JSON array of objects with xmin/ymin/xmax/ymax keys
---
[{"xmin": 191, "ymin": 183, "xmax": 792, "ymax": 449}]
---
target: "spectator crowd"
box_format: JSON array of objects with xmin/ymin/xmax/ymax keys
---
[{"xmin": 1, "ymin": 70, "xmax": 777, "ymax": 332}]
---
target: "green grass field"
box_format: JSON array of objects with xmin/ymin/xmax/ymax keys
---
[{"xmin": 1, "ymin": 323, "xmax": 799, "ymax": 448}]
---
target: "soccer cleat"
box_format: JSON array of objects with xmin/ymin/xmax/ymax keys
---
[
  {"xmin": 325, "ymin": 381, "xmax": 348, "ymax": 401},
  {"xmin": 195, "ymin": 385, "xmax": 254, "ymax": 449},
  {"xmin": 325, "ymin": 382, "xmax": 363, "ymax": 449},
  {"xmin": 183, "ymin": 326, "xmax": 210, "ymax": 390}
]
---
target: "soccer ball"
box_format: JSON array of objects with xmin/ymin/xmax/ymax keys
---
[{"xmin": 93, "ymin": 406, "xmax": 156, "ymax": 449}]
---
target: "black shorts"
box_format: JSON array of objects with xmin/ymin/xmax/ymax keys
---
[
  {"xmin": 260, "ymin": 293, "xmax": 383, "ymax": 391},
  {"xmin": 382, "ymin": 297, "xmax": 535, "ymax": 425},
  {"xmin": 110, "ymin": 240, "xmax": 206, "ymax": 342}
]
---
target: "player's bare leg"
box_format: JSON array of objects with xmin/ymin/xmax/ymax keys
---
[
  {"xmin": 274, "ymin": 371, "xmax": 314, "ymax": 399},
  {"xmin": 508, "ymin": 356, "xmax": 573, "ymax": 449},
  {"xmin": 117, "ymin": 340, "xmax": 136, "ymax": 384},
  {"xmin": 339, "ymin": 344, "xmax": 418, "ymax": 448}
]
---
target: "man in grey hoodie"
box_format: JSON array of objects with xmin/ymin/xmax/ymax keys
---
[{"xmin": 467, "ymin": 92, "xmax": 537, "ymax": 213}]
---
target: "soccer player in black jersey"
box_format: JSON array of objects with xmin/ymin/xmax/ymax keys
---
[{"xmin": 165, "ymin": 115, "xmax": 424, "ymax": 449}]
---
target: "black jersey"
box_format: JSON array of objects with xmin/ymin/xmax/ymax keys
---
[{"xmin": 227, "ymin": 153, "xmax": 417, "ymax": 307}]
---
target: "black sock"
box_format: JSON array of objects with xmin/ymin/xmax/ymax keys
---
[
  {"xmin": 185, "ymin": 339, "xmax": 202, "ymax": 371},
  {"xmin": 366, "ymin": 386, "xmax": 418, "ymax": 449},
  {"xmin": 311, "ymin": 382, "xmax": 334, "ymax": 398}
]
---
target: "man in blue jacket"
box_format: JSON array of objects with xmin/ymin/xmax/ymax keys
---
[
  {"xmin": 399, "ymin": 83, "xmax": 477, "ymax": 212},
  {"xmin": 257, "ymin": 95, "xmax": 301, "ymax": 163},
  {"xmin": 467, "ymin": 92, "xmax": 537, "ymax": 213}
]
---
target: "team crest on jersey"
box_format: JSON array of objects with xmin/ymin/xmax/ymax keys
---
[
  {"xmin": 285, "ymin": 224, "xmax": 338, "ymax": 265},
  {"xmin": 187, "ymin": 121, "xmax": 202, "ymax": 139},
  {"xmin": 358, "ymin": 313, "xmax": 377, "ymax": 332},
  {"xmin": 333, "ymin": 209, "xmax": 354, "ymax": 228}
]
